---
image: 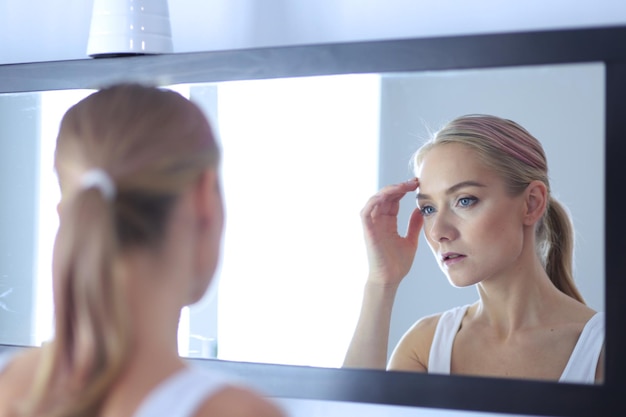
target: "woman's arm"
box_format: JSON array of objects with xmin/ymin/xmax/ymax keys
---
[
  {"xmin": 343, "ymin": 281, "xmax": 400, "ymax": 369},
  {"xmin": 342, "ymin": 179, "xmax": 424, "ymax": 369}
]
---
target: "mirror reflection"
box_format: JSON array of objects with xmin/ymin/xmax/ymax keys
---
[
  {"xmin": 344, "ymin": 111, "xmax": 604, "ymax": 383},
  {"xmin": 0, "ymin": 62, "xmax": 604, "ymax": 384}
]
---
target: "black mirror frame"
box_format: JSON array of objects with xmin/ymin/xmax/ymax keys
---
[{"xmin": 1, "ymin": 25, "xmax": 625, "ymax": 417}]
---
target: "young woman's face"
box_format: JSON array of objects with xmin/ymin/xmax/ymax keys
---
[{"xmin": 415, "ymin": 143, "xmax": 527, "ymax": 287}]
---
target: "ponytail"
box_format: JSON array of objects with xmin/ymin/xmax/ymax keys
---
[
  {"xmin": 24, "ymin": 188, "xmax": 130, "ymax": 417},
  {"xmin": 541, "ymin": 197, "xmax": 585, "ymax": 304}
]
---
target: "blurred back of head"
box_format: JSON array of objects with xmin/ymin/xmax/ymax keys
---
[{"xmin": 25, "ymin": 83, "xmax": 220, "ymax": 417}]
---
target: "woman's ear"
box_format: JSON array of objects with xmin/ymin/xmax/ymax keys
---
[
  {"xmin": 193, "ymin": 168, "xmax": 224, "ymax": 250},
  {"xmin": 190, "ymin": 168, "xmax": 224, "ymax": 302},
  {"xmin": 523, "ymin": 180, "xmax": 548, "ymax": 226},
  {"xmin": 194, "ymin": 169, "xmax": 220, "ymax": 224}
]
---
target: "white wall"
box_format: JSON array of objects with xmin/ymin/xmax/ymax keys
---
[{"xmin": 1, "ymin": 0, "xmax": 626, "ymax": 65}]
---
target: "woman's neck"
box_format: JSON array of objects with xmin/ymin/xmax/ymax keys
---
[
  {"xmin": 119, "ymin": 249, "xmax": 189, "ymax": 360},
  {"xmin": 473, "ymin": 256, "xmax": 564, "ymax": 335},
  {"xmin": 100, "ymin": 252, "xmax": 190, "ymax": 417}
]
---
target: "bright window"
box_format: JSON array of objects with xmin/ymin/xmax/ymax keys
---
[{"xmin": 211, "ymin": 74, "xmax": 380, "ymax": 367}]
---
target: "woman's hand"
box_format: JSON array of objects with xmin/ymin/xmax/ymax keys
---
[
  {"xmin": 343, "ymin": 178, "xmax": 424, "ymax": 369},
  {"xmin": 360, "ymin": 178, "xmax": 424, "ymax": 286}
]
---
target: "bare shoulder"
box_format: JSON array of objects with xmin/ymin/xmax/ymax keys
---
[
  {"xmin": 194, "ymin": 385, "xmax": 286, "ymax": 417},
  {"xmin": 387, "ymin": 312, "xmax": 443, "ymax": 372},
  {"xmin": 0, "ymin": 347, "xmax": 42, "ymax": 408},
  {"xmin": 403, "ymin": 312, "xmax": 444, "ymax": 345},
  {"xmin": 410, "ymin": 312, "xmax": 443, "ymax": 333},
  {"xmin": 558, "ymin": 292, "xmax": 598, "ymax": 323},
  {"xmin": 0, "ymin": 346, "xmax": 41, "ymax": 380}
]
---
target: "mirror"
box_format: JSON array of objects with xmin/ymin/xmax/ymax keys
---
[
  {"xmin": 191, "ymin": 61, "xmax": 606, "ymax": 375},
  {"xmin": 2, "ymin": 25, "xmax": 625, "ymax": 417},
  {"xmin": 0, "ymin": 61, "xmax": 605, "ymax": 381}
]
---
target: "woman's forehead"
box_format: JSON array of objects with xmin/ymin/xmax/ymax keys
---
[
  {"xmin": 416, "ymin": 144, "xmax": 498, "ymax": 193},
  {"xmin": 417, "ymin": 143, "xmax": 480, "ymax": 175}
]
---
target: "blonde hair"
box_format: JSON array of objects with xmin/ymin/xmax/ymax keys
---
[
  {"xmin": 23, "ymin": 84, "xmax": 220, "ymax": 416},
  {"xmin": 413, "ymin": 114, "xmax": 584, "ymax": 303}
]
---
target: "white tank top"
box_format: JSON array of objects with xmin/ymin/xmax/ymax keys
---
[
  {"xmin": 427, "ymin": 305, "xmax": 605, "ymax": 384},
  {"xmin": 134, "ymin": 367, "xmax": 237, "ymax": 417},
  {"xmin": 0, "ymin": 352, "xmax": 236, "ymax": 417}
]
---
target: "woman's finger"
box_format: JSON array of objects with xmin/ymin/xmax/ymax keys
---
[
  {"xmin": 405, "ymin": 206, "xmax": 424, "ymax": 246},
  {"xmin": 361, "ymin": 178, "xmax": 419, "ymax": 223}
]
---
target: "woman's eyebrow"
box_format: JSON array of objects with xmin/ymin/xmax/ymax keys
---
[{"xmin": 416, "ymin": 180, "xmax": 486, "ymax": 201}]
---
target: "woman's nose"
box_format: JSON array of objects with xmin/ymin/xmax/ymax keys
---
[{"xmin": 427, "ymin": 210, "xmax": 458, "ymax": 242}]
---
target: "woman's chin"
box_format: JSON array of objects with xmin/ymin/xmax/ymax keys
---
[{"xmin": 446, "ymin": 274, "xmax": 479, "ymax": 289}]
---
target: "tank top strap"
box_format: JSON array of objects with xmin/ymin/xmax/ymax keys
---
[
  {"xmin": 428, "ymin": 305, "xmax": 470, "ymax": 374},
  {"xmin": 559, "ymin": 312, "xmax": 605, "ymax": 384}
]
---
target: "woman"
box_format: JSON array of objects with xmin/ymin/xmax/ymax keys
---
[
  {"xmin": 0, "ymin": 84, "xmax": 285, "ymax": 416},
  {"xmin": 343, "ymin": 114, "xmax": 604, "ymax": 384}
]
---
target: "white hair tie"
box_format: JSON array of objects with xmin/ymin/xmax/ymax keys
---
[{"xmin": 80, "ymin": 169, "xmax": 116, "ymax": 201}]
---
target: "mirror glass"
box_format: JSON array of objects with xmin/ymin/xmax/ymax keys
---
[{"xmin": 0, "ymin": 61, "xmax": 604, "ymax": 384}]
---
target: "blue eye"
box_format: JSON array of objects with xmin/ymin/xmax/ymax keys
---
[
  {"xmin": 419, "ymin": 205, "xmax": 436, "ymax": 216},
  {"xmin": 457, "ymin": 197, "xmax": 477, "ymax": 208}
]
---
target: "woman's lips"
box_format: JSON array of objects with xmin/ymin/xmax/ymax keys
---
[{"xmin": 441, "ymin": 253, "xmax": 466, "ymax": 266}]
